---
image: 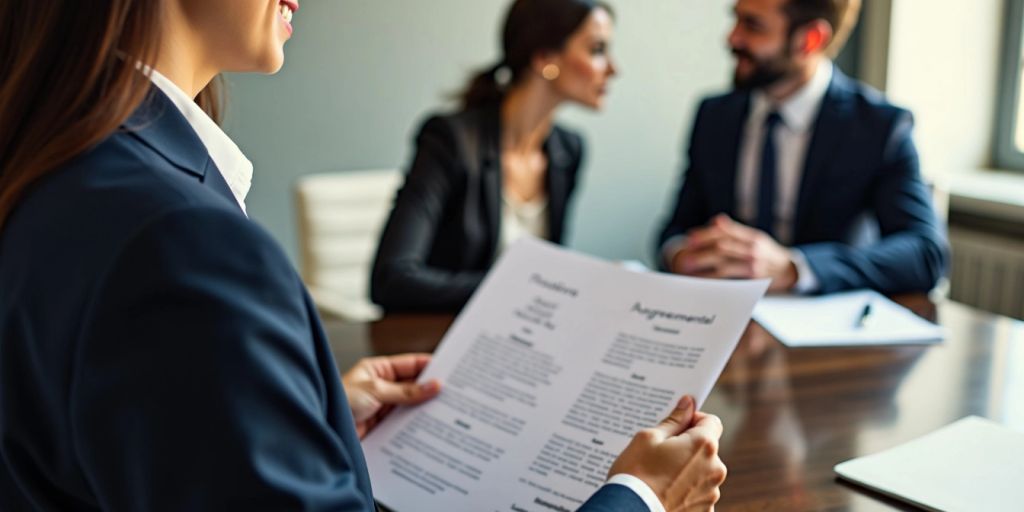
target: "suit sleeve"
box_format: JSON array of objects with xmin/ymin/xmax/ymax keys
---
[
  {"xmin": 796, "ymin": 111, "xmax": 950, "ymax": 294},
  {"xmin": 655, "ymin": 101, "xmax": 712, "ymax": 270},
  {"xmin": 70, "ymin": 207, "xmax": 375, "ymax": 511},
  {"xmin": 577, "ymin": 483, "xmax": 650, "ymax": 511},
  {"xmin": 370, "ymin": 116, "xmax": 485, "ymax": 311}
]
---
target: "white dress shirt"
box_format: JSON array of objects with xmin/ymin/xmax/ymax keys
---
[
  {"xmin": 147, "ymin": 69, "xmax": 253, "ymax": 214},
  {"xmin": 664, "ymin": 60, "xmax": 833, "ymax": 293},
  {"xmin": 737, "ymin": 60, "xmax": 832, "ymax": 247},
  {"xmin": 497, "ymin": 193, "xmax": 550, "ymax": 254}
]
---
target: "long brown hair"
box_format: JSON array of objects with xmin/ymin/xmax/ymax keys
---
[{"xmin": 0, "ymin": 0, "xmax": 222, "ymax": 231}]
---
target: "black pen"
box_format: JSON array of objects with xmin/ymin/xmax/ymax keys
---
[{"xmin": 854, "ymin": 301, "xmax": 872, "ymax": 329}]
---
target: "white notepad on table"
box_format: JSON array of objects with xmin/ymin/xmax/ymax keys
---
[
  {"xmin": 753, "ymin": 289, "xmax": 945, "ymax": 347},
  {"xmin": 834, "ymin": 416, "xmax": 1024, "ymax": 511}
]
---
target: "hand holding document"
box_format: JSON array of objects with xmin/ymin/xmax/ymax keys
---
[
  {"xmin": 753, "ymin": 289, "xmax": 945, "ymax": 347},
  {"xmin": 362, "ymin": 238, "xmax": 768, "ymax": 511}
]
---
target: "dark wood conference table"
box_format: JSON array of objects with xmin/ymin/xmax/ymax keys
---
[{"xmin": 322, "ymin": 296, "xmax": 1024, "ymax": 511}]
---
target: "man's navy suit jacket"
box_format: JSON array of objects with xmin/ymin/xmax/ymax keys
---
[
  {"xmin": 657, "ymin": 69, "xmax": 949, "ymax": 294},
  {"xmin": 0, "ymin": 89, "xmax": 644, "ymax": 511}
]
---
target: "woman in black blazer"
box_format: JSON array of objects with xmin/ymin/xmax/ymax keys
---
[{"xmin": 371, "ymin": 0, "xmax": 618, "ymax": 312}]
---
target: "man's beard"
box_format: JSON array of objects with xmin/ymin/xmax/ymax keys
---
[{"xmin": 731, "ymin": 46, "xmax": 800, "ymax": 91}]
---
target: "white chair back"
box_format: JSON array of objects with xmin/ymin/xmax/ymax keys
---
[{"xmin": 294, "ymin": 169, "xmax": 402, "ymax": 322}]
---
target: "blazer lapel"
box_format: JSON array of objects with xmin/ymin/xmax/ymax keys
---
[
  {"xmin": 719, "ymin": 94, "xmax": 751, "ymax": 218},
  {"xmin": 201, "ymin": 158, "xmax": 240, "ymax": 209},
  {"xmin": 480, "ymin": 106, "xmax": 502, "ymax": 261},
  {"xmin": 123, "ymin": 87, "xmax": 242, "ymax": 212},
  {"xmin": 544, "ymin": 133, "xmax": 571, "ymax": 243},
  {"xmin": 793, "ymin": 70, "xmax": 856, "ymax": 241}
]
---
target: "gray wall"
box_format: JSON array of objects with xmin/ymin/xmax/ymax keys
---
[{"xmin": 224, "ymin": 0, "xmax": 733, "ymax": 265}]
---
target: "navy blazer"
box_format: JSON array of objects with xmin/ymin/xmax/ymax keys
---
[
  {"xmin": 657, "ymin": 69, "xmax": 949, "ymax": 294},
  {"xmin": 0, "ymin": 89, "xmax": 642, "ymax": 511},
  {"xmin": 371, "ymin": 104, "xmax": 584, "ymax": 313}
]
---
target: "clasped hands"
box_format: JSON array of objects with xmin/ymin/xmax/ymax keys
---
[
  {"xmin": 343, "ymin": 354, "xmax": 726, "ymax": 511},
  {"xmin": 670, "ymin": 213, "xmax": 797, "ymax": 292}
]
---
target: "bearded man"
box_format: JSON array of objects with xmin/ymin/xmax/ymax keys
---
[{"xmin": 656, "ymin": 0, "xmax": 948, "ymax": 295}]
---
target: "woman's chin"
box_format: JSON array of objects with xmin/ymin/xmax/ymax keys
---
[
  {"xmin": 585, "ymin": 97, "xmax": 605, "ymax": 111},
  {"xmin": 265, "ymin": 60, "xmax": 285, "ymax": 75},
  {"xmin": 256, "ymin": 50, "xmax": 287, "ymax": 74}
]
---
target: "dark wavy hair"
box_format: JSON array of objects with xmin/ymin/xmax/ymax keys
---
[{"xmin": 459, "ymin": 0, "xmax": 613, "ymax": 109}]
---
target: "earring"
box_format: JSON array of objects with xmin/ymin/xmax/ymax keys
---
[
  {"xmin": 541, "ymin": 64, "xmax": 560, "ymax": 81},
  {"xmin": 494, "ymin": 66, "xmax": 513, "ymax": 88}
]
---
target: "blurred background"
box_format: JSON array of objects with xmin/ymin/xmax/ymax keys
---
[{"xmin": 223, "ymin": 0, "xmax": 1024, "ymax": 320}]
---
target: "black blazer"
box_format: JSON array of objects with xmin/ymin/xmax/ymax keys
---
[
  {"xmin": 656, "ymin": 69, "xmax": 949, "ymax": 294},
  {"xmin": 371, "ymin": 104, "xmax": 585, "ymax": 312}
]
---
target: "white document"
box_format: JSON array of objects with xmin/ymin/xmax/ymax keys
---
[
  {"xmin": 834, "ymin": 416, "xmax": 1024, "ymax": 511},
  {"xmin": 362, "ymin": 238, "xmax": 768, "ymax": 511},
  {"xmin": 752, "ymin": 289, "xmax": 945, "ymax": 347}
]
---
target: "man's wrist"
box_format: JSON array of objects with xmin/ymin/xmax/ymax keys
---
[
  {"xmin": 788, "ymin": 248, "xmax": 819, "ymax": 293},
  {"xmin": 786, "ymin": 247, "xmax": 819, "ymax": 292},
  {"xmin": 661, "ymin": 235, "xmax": 688, "ymax": 273},
  {"xmin": 781, "ymin": 260, "xmax": 799, "ymax": 290},
  {"xmin": 766, "ymin": 248, "xmax": 799, "ymax": 291}
]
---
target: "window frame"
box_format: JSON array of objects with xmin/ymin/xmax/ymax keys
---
[{"xmin": 995, "ymin": 0, "xmax": 1024, "ymax": 170}]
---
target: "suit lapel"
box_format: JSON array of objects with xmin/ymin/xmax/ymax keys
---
[
  {"xmin": 480, "ymin": 106, "xmax": 502, "ymax": 261},
  {"xmin": 123, "ymin": 86, "xmax": 243, "ymax": 212},
  {"xmin": 544, "ymin": 132, "xmax": 571, "ymax": 243},
  {"xmin": 722, "ymin": 94, "xmax": 751, "ymax": 218},
  {"xmin": 201, "ymin": 158, "xmax": 239, "ymax": 209},
  {"xmin": 793, "ymin": 70, "xmax": 855, "ymax": 241}
]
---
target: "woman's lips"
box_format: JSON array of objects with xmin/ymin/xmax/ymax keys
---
[
  {"xmin": 280, "ymin": 0, "xmax": 299, "ymax": 13},
  {"xmin": 278, "ymin": 0, "xmax": 298, "ymax": 34}
]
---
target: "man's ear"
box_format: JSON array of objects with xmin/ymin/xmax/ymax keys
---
[{"xmin": 793, "ymin": 19, "xmax": 833, "ymax": 55}]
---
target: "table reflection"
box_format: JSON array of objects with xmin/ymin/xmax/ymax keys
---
[{"xmin": 703, "ymin": 319, "xmax": 928, "ymax": 510}]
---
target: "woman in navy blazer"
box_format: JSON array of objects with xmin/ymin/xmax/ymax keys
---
[
  {"xmin": 371, "ymin": 0, "xmax": 617, "ymax": 312},
  {"xmin": 0, "ymin": 1, "xmax": 725, "ymax": 510}
]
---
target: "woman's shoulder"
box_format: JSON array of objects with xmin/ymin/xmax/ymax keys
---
[
  {"xmin": 415, "ymin": 104, "xmax": 498, "ymax": 140},
  {"xmin": 10, "ymin": 130, "xmax": 246, "ymax": 253},
  {"xmin": 550, "ymin": 123, "xmax": 584, "ymax": 145},
  {"xmin": 1, "ymin": 129, "xmax": 272, "ymax": 310},
  {"xmin": 409, "ymin": 104, "xmax": 501, "ymax": 173},
  {"xmin": 549, "ymin": 122, "xmax": 585, "ymax": 162},
  {"xmin": 60, "ymin": 132, "xmax": 227, "ymax": 213}
]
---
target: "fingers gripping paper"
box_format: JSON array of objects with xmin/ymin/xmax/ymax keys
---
[{"xmin": 362, "ymin": 238, "xmax": 769, "ymax": 511}]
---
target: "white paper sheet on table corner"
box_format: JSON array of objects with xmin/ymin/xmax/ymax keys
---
[
  {"xmin": 752, "ymin": 289, "xmax": 945, "ymax": 347},
  {"xmin": 834, "ymin": 416, "xmax": 1024, "ymax": 512}
]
